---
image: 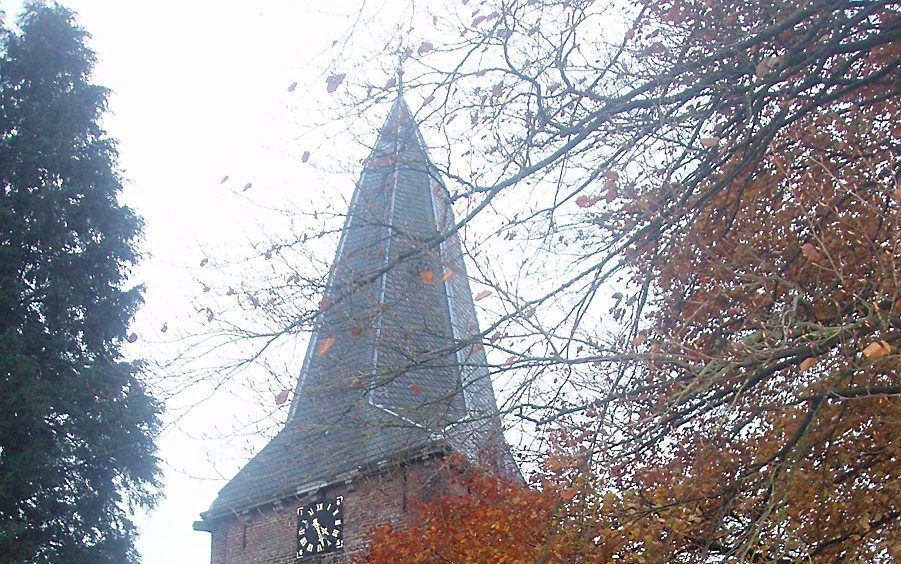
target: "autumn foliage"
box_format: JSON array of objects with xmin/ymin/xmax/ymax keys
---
[
  {"xmin": 360, "ymin": 0, "xmax": 898, "ymax": 561},
  {"xmin": 364, "ymin": 462, "xmax": 559, "ymax": 563}
]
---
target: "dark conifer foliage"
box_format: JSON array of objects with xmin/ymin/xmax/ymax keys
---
[{"xmin": 0, "ymin": 4, "xmax": 160, "ymax": 562}]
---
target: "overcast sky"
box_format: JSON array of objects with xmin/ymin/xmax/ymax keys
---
[{"xmin": 1, "ymin": 1, "xmax": 400, "ymax": 561}]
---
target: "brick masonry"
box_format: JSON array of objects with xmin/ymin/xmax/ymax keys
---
[{"xmin": 207, "ymin": 455, "xmax": 452, "ymax": 564}]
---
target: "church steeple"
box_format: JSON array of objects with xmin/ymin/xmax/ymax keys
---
[{"xmin": 195, "ymin": 96, "xmax": 516, "ymax": 560}]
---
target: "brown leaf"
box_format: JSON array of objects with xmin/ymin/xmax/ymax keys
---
[
  {"xmin": 220, "ymin": 175, "xmax": 229, "ymax": 183},
  {"xmin": 489, "ymin": 331, "xmax": 502, "ymax": 344},
  {"xmin": 503, "ymin": 355, "xmax": 516, "ymax": 366},
  {"xmin": 206, "ymin": 308, "xmax": 214, "ymax": 322},
  {"xmin": 199, "ymin": 257, "xmax": 209, "ymax": 267},
  {"xmin": 418, "ymin": 41, "xmax": 433, "ymax": 55},
  {"xmin": 576, "ymin": 195, "xmax": 599, "ymax": 208},
  {"xmin": 605, "ymin": 188, "xmax": 617, "ymax": 203},
  {"xmin": 326, "ymin": 73, "xmax": 346, "ymax": 94},
  {"xmin": 386, "ymin": 77, "xmax": 397, "ymax": 90},
  {"xmin": 472, "ymin": 15, "xmax": 486, "ymax": 26},
  {"xmin": 799, "ymin": 357, "xmax": 818, "ymax": 372},
  {"xmin": 351, "ymin": 326, "xmax": 363, "ymax": 337},
  {"xmin": 862, "ymin": 341, "xmax": 892, "ymax": 359},
  {"xmin": 409, "ymin": 383, "xmax": 423, "ymax": 396},
  {"xmin": 632, "ymin": 334, "xmax": 647, "ymax": 346},
  {"xmin": 275, "ymin": 389, "xmax": 290, "ymax": 405},
  {"xmin": 421, "ymin": 95, "xmax": 435, "ymax": 108},
  {"xmin": 127, "ymin": 332, "xmax": 138, "ymax": 343},
  {"xmin": 801, "ymin": 242, "xmax": 821, "ymax": 263},
  {"xmin": 319, "ymin": 297, "xmax": 331, "ymax": 311},
  {"xmin": 604, "ymin": 176, "xmax": 617, "ymax": 192},
  {"xmin": 301, "ymin": 151, "xmax": 311, "ymax": 163},
  {"xmin": 700, "ymin": 136, "xmax": 721, "ymax": 148},
  {"xmin": 755, "ymin": 56, "xmax": 780, "ymax": 78},
  {"xmin": 474, "ymin": 289, "xmax": 493, "ymax": 301},
  {"xmin": 287, "ymin": 81, "xmax": 297, "ymax": 92},
  {"xmin": 243, "ymin": 182, "xmax": 253, "ymax": 191},
  {"xmin": 420, "ymin": 270, "xmax": 437, "ymax": 284},
  {"xmin": 317, "ymin": 336, "xmax": 337, "ymax": 357},
  {"xmin": 160, "ymin": 323, "xmax": 168, "ymax": 333}
]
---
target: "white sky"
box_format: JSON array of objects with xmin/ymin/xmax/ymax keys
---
[
  {"xmin": 1, "ymin": 2, "xmax": 599, "ymax": 561},
  {"xmin": 1, "ymin": 1, "xmax": 399, "ymax": 561}
]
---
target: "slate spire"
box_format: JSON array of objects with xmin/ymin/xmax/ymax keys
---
[{"xmin": 201, "ymin": 96, "xmax": 513, "ymax": 518}]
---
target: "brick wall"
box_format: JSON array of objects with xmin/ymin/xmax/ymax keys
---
[{"xmin": 205, "ymin": 455, "xmax": 450, "ymax": 564}]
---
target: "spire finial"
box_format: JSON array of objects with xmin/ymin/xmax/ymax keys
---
[{"xmin": 396, "ymin": 51, "xmax": 405, "ymax": 98}]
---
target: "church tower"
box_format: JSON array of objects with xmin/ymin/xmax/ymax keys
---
[{"xmin": 193, "ymin": 95, "xmax": 517, "ymax": 562}]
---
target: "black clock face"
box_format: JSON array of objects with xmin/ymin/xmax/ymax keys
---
[{"xmin": 296, "ymin": 496, "xmax": 344, "ymax": 559}]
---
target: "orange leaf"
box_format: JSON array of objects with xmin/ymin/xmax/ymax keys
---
[
  {"xmin": 317, "ymin": 336, "xmax": 337, "ymax": 357},
  {"xmin": 474, "ymin": 289, "xmax": 493, "ymax": 301},
  {"xmin": 440, "ymin": 271, "xmax": 456, "ymax": 283},
  {"xmin": 862, "ymin": 340, "xmax": 892, "ymax": 359},
  {"xmin": 275, "ymin": 389, "xmax": 290, "ymax": 405},
  {"xmin": 799, "ymin": 357, "xmax": 818, "ymax": 372},
  {"xmin": 351, "ymin": 326, "xmax": 363, "ymax": 337},
  {"xmin": 420, "ymin": 270, "xmax": 437, "ymax": 284},
  {"xmin": 409, "ymin": 383, "xmax": 422, "ymax": 396}
]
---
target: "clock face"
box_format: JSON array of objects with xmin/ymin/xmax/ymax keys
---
[{"xmin": 296, "ymin": 496, "xmax": 344, "ymax": 559}]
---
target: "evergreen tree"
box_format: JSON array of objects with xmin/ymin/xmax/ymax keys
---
[{"xmin": 0, "ymin": 4, "xmax": 160, "ymax": 562}]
